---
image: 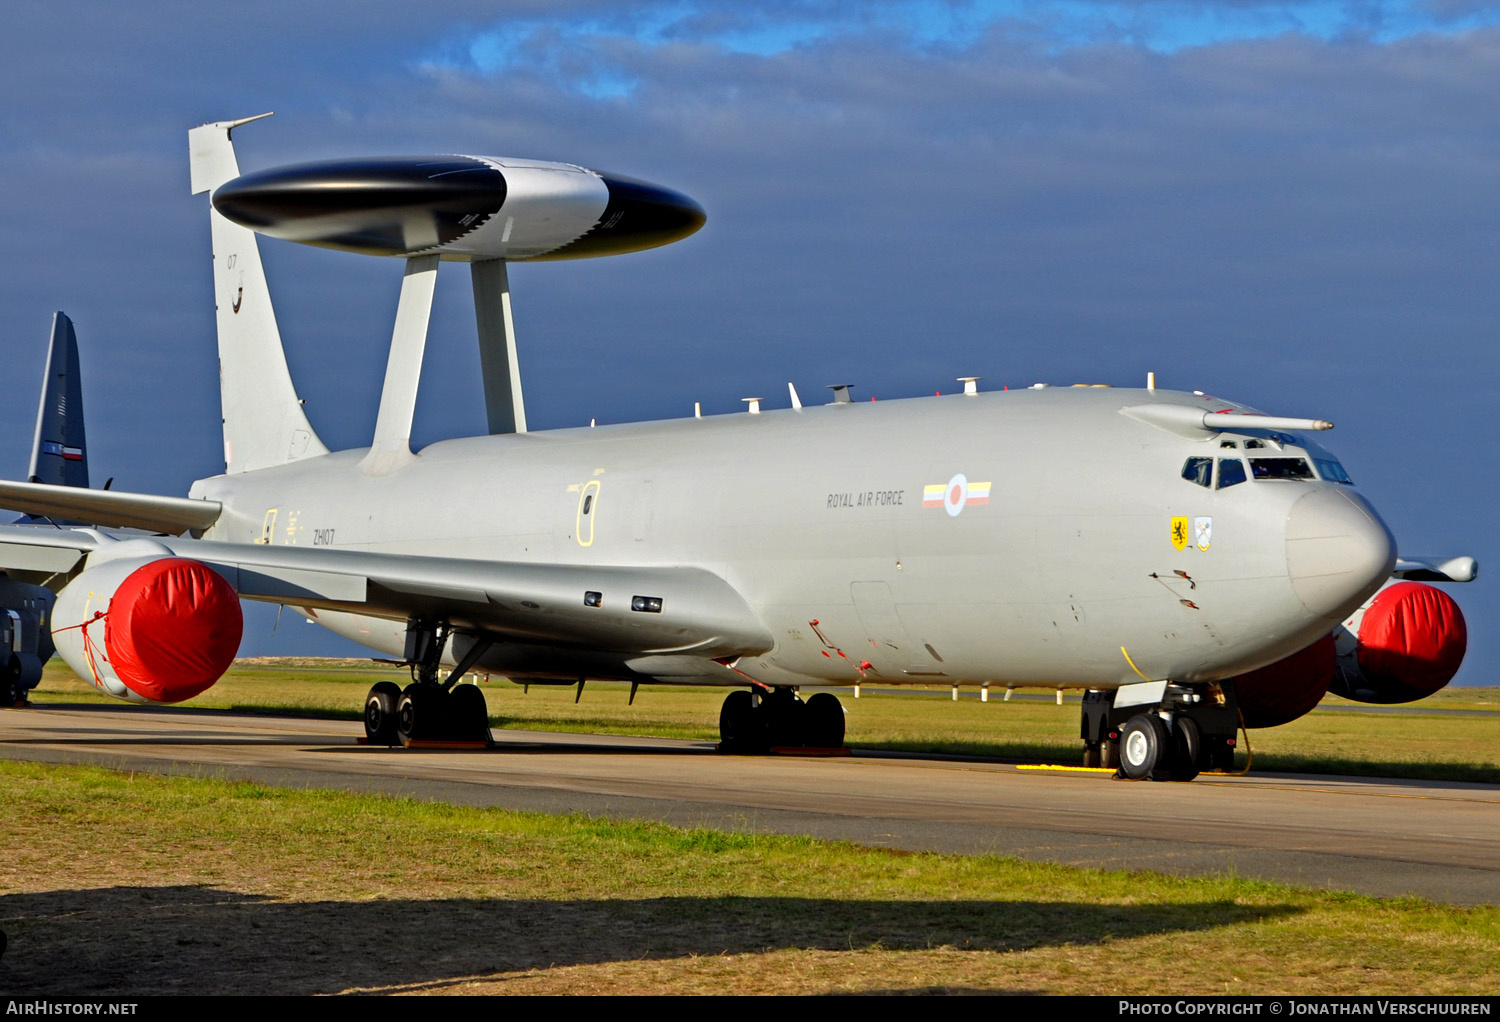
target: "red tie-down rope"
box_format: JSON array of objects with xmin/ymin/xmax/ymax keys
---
[{"xmin": 51, "ymin": 610, "xmax": 112, "ymax": 693}]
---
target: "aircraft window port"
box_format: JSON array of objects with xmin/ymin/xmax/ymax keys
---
[
  {"xmin": 1217, "ymin": 458, "xmax": 1247, "ymax": 488},
  {"xmin": 584, "ymin": 590, "xmax": 603, "ymax": 608},
  {"xmin": 631, "ymin": 595, "xmax": 664, "ymax": 613},
  {"xmin": 1250, "ymin": 457, "xmax": 1314, "ymax": 481},
  {"xmin": 1315, "ymin": 458, "xmax": 1354, "ymax": 485},
  {"xmin": 1181, "ymin": 457, "xmax": 1213, "ymax": 488},
  {"xmin": 1219, "ymin": 439, "xmax": 1239, "ymax": 448}
]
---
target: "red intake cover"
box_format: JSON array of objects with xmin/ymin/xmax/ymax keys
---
[
  {"xmin": 1234, "ymin": 633, "xmax": 1336, "ymax": 728},
  {"xmin": 1356, "ymin": 581, "xmax": 1467, "ymax": 698},
  {"xmin": 103, "ymin": 558, "xmax": 242, "ymax": 703}
]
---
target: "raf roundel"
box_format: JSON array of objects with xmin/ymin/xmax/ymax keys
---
[{"xmin": 943, "ymin": 474, "xmax": 969, "ymax": 517}]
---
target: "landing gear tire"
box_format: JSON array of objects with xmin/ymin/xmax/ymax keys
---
[
  {"xmin": 719, "ymin": 690, "xmax": 765, "ymax": 752},
  {"xmin": 1170, "ymin": 716, "xmax": 1202, "ymax": 782},
  {"xmin": 2, "ymin": 656, "xmax": 26, "ymax": 707},
  {"xmin": 364, "ymin": 682, "xmax": 402, "ymax": 746},
  {"xmin": 448, "ymin": 684, "xmax": 491, "ymax": 744},
  {"xmin": 1119, "ymin": 713, "xmax": 1170, "ymax": 780},
  {"xmin": 804, "ymin": 692, "xmax": 845, "ymax": 748},
  {"xmin": 1101, "ymin": 740, "xmax": 1120, "ymax": 770},
  {"xmin": 397, "ymin": 683, "xmax": 446, "ymax": 744},
  {"xmin": 763, "ymin": 690, "xmax": 808, "ymax": 747},
  {"xmin": 1082, "ymin": 743, "xmax": 1102, "ymax": 768}
]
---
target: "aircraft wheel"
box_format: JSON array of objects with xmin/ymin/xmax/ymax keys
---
[
  {"xmin": 398, "ymin": 683, "xmax": 446, "ymax": 744},
  {"xmin": 364, "ymin": 682, "xmax": 402, "ymax": 745},
  {"xmin": 1101, "ymin": 740, "xmax": 1120, "ymax": 770},
  {"xmin": 1082, "ymin": 743, "xmax": 1102, "ymax": 768},
  {"xmin": 2, "ymin": 656, "xmax": 26, "ymax": 707},
  {"xmin": 449, "ymin": 684, "xmax": 490, "ymax": 743},
  {"xmin": 804, "ymin": 692, "xmax": 845, "ymax": 748},
  {"xmin": 1118, "ymin": 714, "xmax": 1169, "ymax": 780},
  {"xmin": 763, "ymin": 689, "xmax": 807, "ymax": 747},
  {"xmin": 1170, "ymin": 717, "xmax": 1202, "ymax": 782},
  {"xmin": 719, "ymin": 690, "xmax": 765, "ymax": 752}
]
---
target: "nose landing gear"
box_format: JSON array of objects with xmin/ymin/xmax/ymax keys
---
[{"xmin": 1082, "ymin": 683, "xmax": 1239, "ymax": 781}]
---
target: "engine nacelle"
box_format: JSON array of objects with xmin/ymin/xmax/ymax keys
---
[
  {"xmin": 52, "ymin": 548, "xmax": 242, "ymax": 704},
  {"xmin": 1231, "ymin": 633, "xmax": 1336, "ymax": 728},
  {"xmin": 1330, "ymin": 580, "xmax": 1466, "ymax": 704}
]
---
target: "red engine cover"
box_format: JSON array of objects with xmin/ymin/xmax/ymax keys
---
[
  {"xmin": 102, "ymin": 558, "xmax": 243, "ymax": 703},
  {"xmin": 1355, "ymin": 581, "xmax": 1467, "ymax": 700},
  {"xmin": 1233, "ymin": 633, "xmax": 1336, "ymax": 728}
]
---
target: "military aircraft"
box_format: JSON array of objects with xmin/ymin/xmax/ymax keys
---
[
  {"xmin": 0, "ymin": 311, "xmax": 93, "ymax": 704},
  {"xmin": 0, "ymin": 116, "xmax": 1474, "ymax": 781}
]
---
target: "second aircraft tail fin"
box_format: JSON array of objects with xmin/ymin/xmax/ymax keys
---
[
  {"xmin": 28, "ymin": 312, "xmax": 89, "ymax": 489},
  {"xmin": 189, "ymin": 114, "xmax": 328, "ymax": 475}
]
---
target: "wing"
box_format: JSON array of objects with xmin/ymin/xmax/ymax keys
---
[{"xmin": 0, "ymin": 525, "xmax": 773, "ymax": 676}]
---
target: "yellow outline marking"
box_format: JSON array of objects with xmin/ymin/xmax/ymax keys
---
[
  {"xmin": 1120, "ymin": 646, "xmax": 1154, "ymax": 682},
  {"xmin": 576, "ymin": 479, "xmax": 601, "ymax": 547}
]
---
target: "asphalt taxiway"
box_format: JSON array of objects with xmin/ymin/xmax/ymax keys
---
[{"xmin": 2, "ymin": 702, "xmax": 1496, "ymax": 905}]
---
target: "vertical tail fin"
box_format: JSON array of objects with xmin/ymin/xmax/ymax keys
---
[
  {"xmin": 28, "ymin": 312, "xmax": 89, "ymax": 488},
  {"xmin": 188, "ymin": 115, "xmax": 327, "ymax": 474}
]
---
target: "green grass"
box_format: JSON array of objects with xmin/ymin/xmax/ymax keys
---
[
  {"xmin": 33, "ymin": 660, "xmax": 1500, "ymax": 783},
  {"xmin": 0, "ymin": 760, "xmax": 1494, "ymax": 995}
]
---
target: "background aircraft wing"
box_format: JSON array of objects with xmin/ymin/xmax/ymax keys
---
[{"xmin": 0, "ymin": 479, "xmax": 221, "ymax": 535}]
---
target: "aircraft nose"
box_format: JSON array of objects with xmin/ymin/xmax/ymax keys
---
[{"xmin": 1284, "ymin": 488, "xmax": 1397, "ymax": 618}]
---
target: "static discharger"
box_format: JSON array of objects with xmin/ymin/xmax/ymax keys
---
[{"xmin": 957, "ymin": 377, "xmax": 981, "ymax": 396}]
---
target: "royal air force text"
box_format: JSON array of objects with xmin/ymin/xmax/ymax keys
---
[{"xmin": 827, "ymin": 490, "xmax": 904, "ymax": 510}]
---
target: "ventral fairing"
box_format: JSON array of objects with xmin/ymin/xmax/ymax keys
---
[{"xmin": 0, "ymin": 114, "xmax": 1475, "ymax": 782}]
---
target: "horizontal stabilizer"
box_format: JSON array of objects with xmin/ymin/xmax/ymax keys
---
[{"xmin": 0, "ymin": 480, "xmax": 221, "ymax": 535}]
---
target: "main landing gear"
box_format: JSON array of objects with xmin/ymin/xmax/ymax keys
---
[
  {"xmin": 1080, "ymin": 683, "xmax": 1240, "ymax": 781},
  {"xmin": 364, "ymin": 619, "xmax": 494, "ymax": 747},
  {"xmin": 718, "ymin": 686, "xmax": 846, "ymax": 753}
]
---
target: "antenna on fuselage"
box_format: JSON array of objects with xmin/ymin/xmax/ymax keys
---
[
  {"xmin": 827, "ymin": 384, "xmax": 854, "ymax": 404},
  {"xmin": 203, "ymin": 132, "xmax": 706, "ymax": 473}
]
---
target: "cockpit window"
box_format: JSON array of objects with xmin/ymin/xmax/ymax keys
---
[
  {"xmin": 1314, "ymin": 458, "xmax": 1353, "ymax": 485},
  {"xmin": 1219, "ymin": 439, "xmax": 1239, "ymax": 449},
  {"xmin": 1250, "ymin": 457, "xmax": 1314, "ymax": 481},
  {"xmin": 1244, "ymin": 439, "xmax": 1266, "ymax": 449},
  {"xmin": 1182, "ymin": 457, "xmax": 1213, "ymax": 488},
  {"xmin": 1217, "ymin": 459, "xmax": 1247, "ymax": 488}
]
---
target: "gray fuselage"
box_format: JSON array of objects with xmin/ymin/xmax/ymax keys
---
[{"xmin": 188, "ymin": 386, "xmax": 1396, "ymax": 690}]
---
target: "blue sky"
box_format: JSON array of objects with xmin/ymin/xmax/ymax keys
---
[{"xmin": 0, "ymin": 2, "xmax": 1496, "ymax": 681}]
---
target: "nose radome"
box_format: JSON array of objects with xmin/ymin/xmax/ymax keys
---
[{"xmin": 1285, "ymin": 488, "xmax": 1397, "ymax": 618}]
